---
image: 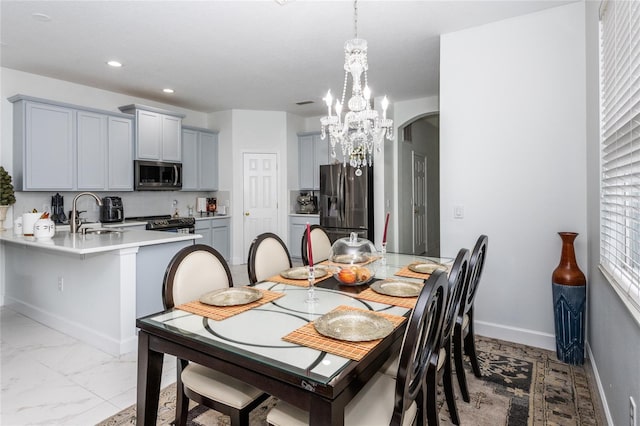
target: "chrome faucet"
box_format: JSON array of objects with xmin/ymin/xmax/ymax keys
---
[{"xmin": 70, "ymin": 192, "xmax": 103, "ymax": 234}]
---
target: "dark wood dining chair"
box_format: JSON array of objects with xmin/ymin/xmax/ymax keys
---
[
  {"xmin": 163, "ymin": 244, "xmax": 269, "ymax": 426},
  {"xmin": 247, "ymin": 232, "xmax": 293, "ymax": 284},
  {"xmin": 301, "ymin": 224, "xmax": 332, "ymax": 265},
  {"xmin": 266, "ymin": 270, "xmax": 450, "ymax": 426},
  {"xmin": 425, "ymin": 248, "xmax": 470, "ymax": 426},
  {"xmin": 453, "ymin": 235, "xmax": 488, "ymax": 402}
]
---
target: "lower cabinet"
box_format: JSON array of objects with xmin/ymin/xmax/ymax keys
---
[
  {"xmin": 288, "ymin": 215, "xmax": 319, "ymax": 259},
  {"xmin": 195, "ymin": 217, "xmax": 231, "ymax": 261}
]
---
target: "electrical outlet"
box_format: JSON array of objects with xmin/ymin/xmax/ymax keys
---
[
  {"xmin": 631, "ymin": 396, "xmax": 637, "ymax": 426},
  {"xmin": 57, "ymin": 276, "xmax": 64, "ymax": 292}
]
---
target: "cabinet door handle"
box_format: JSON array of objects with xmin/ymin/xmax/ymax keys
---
[{"xmin": 245, "ymin": 212, "xmax": 250, "ymax": 216}]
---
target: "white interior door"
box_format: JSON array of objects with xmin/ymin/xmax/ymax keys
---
[
  {"xmin": 243, "ymin": 153, "xmax": 279, "ymax": 256},
  {"xmin": 412, "ymin": 152, "xmax": 427, "ymax": 254}
]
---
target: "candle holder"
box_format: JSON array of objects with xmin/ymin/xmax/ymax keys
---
[{"xmin": 305, "ymin": 266, "xmax": 318, "ymax": 303}]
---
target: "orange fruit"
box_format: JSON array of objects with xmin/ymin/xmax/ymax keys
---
[{"xmin": 338, "ymin": 268, "xmax": 356, "ymax": 284}]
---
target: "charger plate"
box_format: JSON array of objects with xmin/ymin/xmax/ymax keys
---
[
  {"xmin": 280, "ymin": 266, "xmax": 328, "ymax": 280},
  {"xmin": 199, "ymin": 287, "xmax": 263, "ymax": 307},
  {"xmin": 314, "ymin": 310, "xmax": 394, "ymax": 342},
  {"xmin": 408, "ymin": 262, "xmax": 447, "ymax": 274},
  {"xmin": 370, "ymin": 279, "xmax": 422, "ymax": 297}
]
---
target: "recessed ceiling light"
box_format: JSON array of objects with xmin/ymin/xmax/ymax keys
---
[
  {"xmin": 106, "ymin": 60, "xmax": 123, "ymax": 68},
  {"xmin": 163, "ymin": 88, "xmax": 175, "ymax": 94},
  {"xmin": 31, "ymin": 13, "xmax": 51, "ymax": 22}
]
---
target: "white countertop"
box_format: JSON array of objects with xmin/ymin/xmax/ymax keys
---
[
  {"xmin": 193, "ymin": 215, "xmax": 230, "ymax": 221},
  {"xmin": 0, "ymin": 229, "xmax": 200, "ymax": 255},
  {"xmin": 289, "ymin": 213, "xmax": 319, "ymax": 217}
]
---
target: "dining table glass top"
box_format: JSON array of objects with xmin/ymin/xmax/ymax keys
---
[{"xmin": 137, "ymin": 252, "xmax": 452, "ymax": 385}]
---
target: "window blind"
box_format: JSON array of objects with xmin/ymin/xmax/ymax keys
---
[{"xmin": 600, "ymin": 0, "xmax": 640, "ymax": 310}]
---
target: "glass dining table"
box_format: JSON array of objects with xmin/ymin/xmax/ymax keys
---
[{"xmin": 135, "ymin": 253, "xmax": 452, "ymax": 426}]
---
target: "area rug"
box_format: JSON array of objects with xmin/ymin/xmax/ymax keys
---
[{"xmin": 97, "ymin": 336, "xmax": 604, "ymax": 425}]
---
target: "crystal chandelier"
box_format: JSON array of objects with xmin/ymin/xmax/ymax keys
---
[{"xmin": 320, "ymin": 0, "xmax": 394, "ymax": 176}]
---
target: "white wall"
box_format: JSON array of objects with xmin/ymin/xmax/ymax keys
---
[{"xmin": 439, "ymin": 2, "xmax": 587, "ymax": 349}]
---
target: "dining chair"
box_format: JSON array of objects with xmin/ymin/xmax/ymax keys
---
[
  {"xmin": 453, "ymin": 235, "xmax": 488, "ymax": 402},
  {"xmin": 266, "ymin": 269, "xmax": 449, "ymax": 426},
  {"xmin": 301, "ymin": 224, "xmax": 332, "ymax": 266},
  {"xmin": 425, "ymin": 248, "xmax": 470, "ymax": 426},
  {"xmin": 163, "ymin": 244, "xmax": 269, "ymax": 426},
  {"xmin": 247, "ymin": 232, "xmax": 293, "ymax": 284}
]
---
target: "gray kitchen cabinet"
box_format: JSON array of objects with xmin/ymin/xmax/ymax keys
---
[
  {"xmin": 182, "ymin": 126, "xmax": 219, "ymax": 191},
  {"xmin": 195, "ymin": 217, "xmax": 231, "ymax": 261},
  {"xmin": 119, "ymin": 104, "xmax": 185, "ymax": 162},
  {"xmin": 77, "ymin": 112, "xmax": 133, "ymax": 191},
  {"xmin": 9, "ymin": 95, "xmax": 133, "ymax": 191},
  {"xmin": 11, "ymin": 98, "xmax": 75, "ymax": 191},
  {"xmin": 288, "ymin": 214, "xmax": 319, "ymax": 259},
  {"xmin": 107, "ymin": 116, "xmax": 134, "ymax": 190},
  {"xmin": 298, "ymin": 132, "xmax": 329, "ymax": 190}
]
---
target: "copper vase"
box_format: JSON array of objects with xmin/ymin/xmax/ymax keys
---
[{"xmin": 552, "ymin": 232, "xmax": 586, "ymax": 365}]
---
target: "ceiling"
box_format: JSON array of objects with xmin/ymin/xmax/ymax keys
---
[{"xmin": 1, "ymin": 0, "xmax": 573, "ymax": 117}]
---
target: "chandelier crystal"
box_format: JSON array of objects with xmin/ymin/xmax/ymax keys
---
[{"xmin": 320, "ymin": 0, "xmax": 393, "ymax": 176}]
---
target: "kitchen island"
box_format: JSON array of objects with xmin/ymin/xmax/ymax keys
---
[{"xmin": 0, "ymin": 229, "xmax": 200, "ymax": 355}]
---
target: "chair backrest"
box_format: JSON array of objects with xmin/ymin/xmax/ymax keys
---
[
  {"xmin": 162, "ymin": 244, "xmax": 233, "ymax": 309},
  {"xmin": 391, "ymin": 270, "xmax": 448, "ymax": 425},
  {"xmin": 301, "ymin": 225, "xmax": 332, "ymax": 266},
  {"xmin": 247, "ymin": 232, "xmax": 293, "ymax": 284},
  {"xmin": 462, "ymin": 235, "xmax": 488, "ymax": 316},
  {"xmin": 440, "ymin": 249, "xmax": 470, "ymax": 346}
]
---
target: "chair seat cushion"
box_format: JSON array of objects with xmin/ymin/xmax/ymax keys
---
[
  {"xmin": 181, "ymin": 363, "xmax": 264, "ymax": 409},
  {"xmin": 267, "ymin": 372, "xmax": 417, "ymax": 426}
]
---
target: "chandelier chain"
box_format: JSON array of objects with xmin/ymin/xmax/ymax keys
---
[{"xmin": 353, "ymin": 0, "xmax": 358, "ymax": 39}]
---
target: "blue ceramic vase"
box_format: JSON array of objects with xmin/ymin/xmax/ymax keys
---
[{"xmin": 552, "ymin": 232, "xmax": 586, "ymax": 365}]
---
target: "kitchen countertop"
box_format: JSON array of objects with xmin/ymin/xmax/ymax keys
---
[
  {"xmin": 0, "ymin": 229, "xmax": 200, "ymax": 255},
  {"xmin": 289, "ymin": 213, "xmax": 319, "ymax": 217},
  {"xmin": 193, "ymin": 215, "xmax": 230, "ymax": 221}
]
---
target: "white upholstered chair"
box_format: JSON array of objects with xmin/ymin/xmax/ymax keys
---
[
  {"xmin": 247, "ymin": 232, "xmax": 293, "ymax": 284},
  {"xmin": 301, "ymin": 225, "xmax": 332, "ymax": 265},
  {"xmin": 163, "ymin": 244, "xmax": 268, "ymax": 426}
]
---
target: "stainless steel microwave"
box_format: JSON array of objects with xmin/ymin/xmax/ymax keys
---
[{"xmin": 134, "ymin": 160, "xmax": 182, "ymax": 190}]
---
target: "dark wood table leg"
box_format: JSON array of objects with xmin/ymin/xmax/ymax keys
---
[
  {"xmin": 136, "ymin": 331, "xmax": 164, "ymax": 426},
  {"xmin": 309, "ymin": 397, "xmax": 344, "ymax": 426}
]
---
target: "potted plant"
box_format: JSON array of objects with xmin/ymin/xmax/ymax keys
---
[{"xmin": 0, "ymin": 166, "xmax": 16, "ymax": 231}]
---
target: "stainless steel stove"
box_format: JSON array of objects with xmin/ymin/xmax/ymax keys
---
[{"xmin": 127, "ymin": 215, "xmax": 196, "ymax": 233}]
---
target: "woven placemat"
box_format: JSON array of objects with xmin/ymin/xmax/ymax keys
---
[
  {"xmin": 394, "ymin": 265, "xmax": 431, "ymax": 280},
  {"xmin": 266, "ymin": 270, "xmax": 333, "ymax": 288},
  {"xmin": 282, "ymin": 305, "xmax": 406, "ymax": 361},
  {"xmin": 176, "ymin": 288, "xmax": 284, "ymax": 321},
  {"xmin": 354, "ymin": 287, "xmax": 418, "ymax": 309}
]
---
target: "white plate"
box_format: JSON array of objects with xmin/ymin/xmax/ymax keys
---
[
  {"xmin": 314, "ymin": 310, "xmax": 393, "ymax": 342},
  {"xmin": 199, "ymin": 287, "xmax": 263, "ymax": 307}
]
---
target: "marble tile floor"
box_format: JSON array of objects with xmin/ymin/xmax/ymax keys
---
[{"xmin": 0, "ymin": 262, "xmax": 252, "ymax": 425}]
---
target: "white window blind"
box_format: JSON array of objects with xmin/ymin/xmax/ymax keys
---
[{"xmin": 600, "ymin": 0, "xmax": 640, "ymax": 311}]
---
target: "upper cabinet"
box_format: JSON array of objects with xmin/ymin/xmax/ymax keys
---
[
  {"xmin": 10, "ymin": 95, "xmax": 134, "ymax": 191},
  {"xmin": 182, "ymin": 126, "xmax": 219, "ymax": 191},
  {"xmin": 298, "ymin": 132, "xmax": 330, "ymax": 190},
  {"xmin": 119, "ymin": 104, "xmax": 185, "ymax": 162}
]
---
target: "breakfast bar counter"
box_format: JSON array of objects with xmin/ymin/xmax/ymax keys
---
[{"xmin": 1, "ymin": 229, "xmax": 200, "ymax": 355}]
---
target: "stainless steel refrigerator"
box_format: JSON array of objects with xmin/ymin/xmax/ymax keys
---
[{"xmin": 319, "ymin": 164, "xmax": 374, "ymax": 243}]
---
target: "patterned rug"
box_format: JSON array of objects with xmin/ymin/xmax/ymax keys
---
[{"xmin": 98, "ymin": 336, "xmax": 604, "ymax": 425}]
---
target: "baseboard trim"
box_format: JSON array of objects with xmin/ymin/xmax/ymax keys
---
[
  {"xmin": 474, "ymin": 320, "xmax": 556, "ymax": 351},
  {"xmin": 586, "ymin": 342, "xmax": 614, "ymax": 425},
  {"xmin": 5, "ymin": 298, "xmax": 136, "ymax": 356}
]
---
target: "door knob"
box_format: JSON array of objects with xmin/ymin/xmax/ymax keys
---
[{"xmin": 245, "ymin": 212, "xmax": 250, "ymax": 216}]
